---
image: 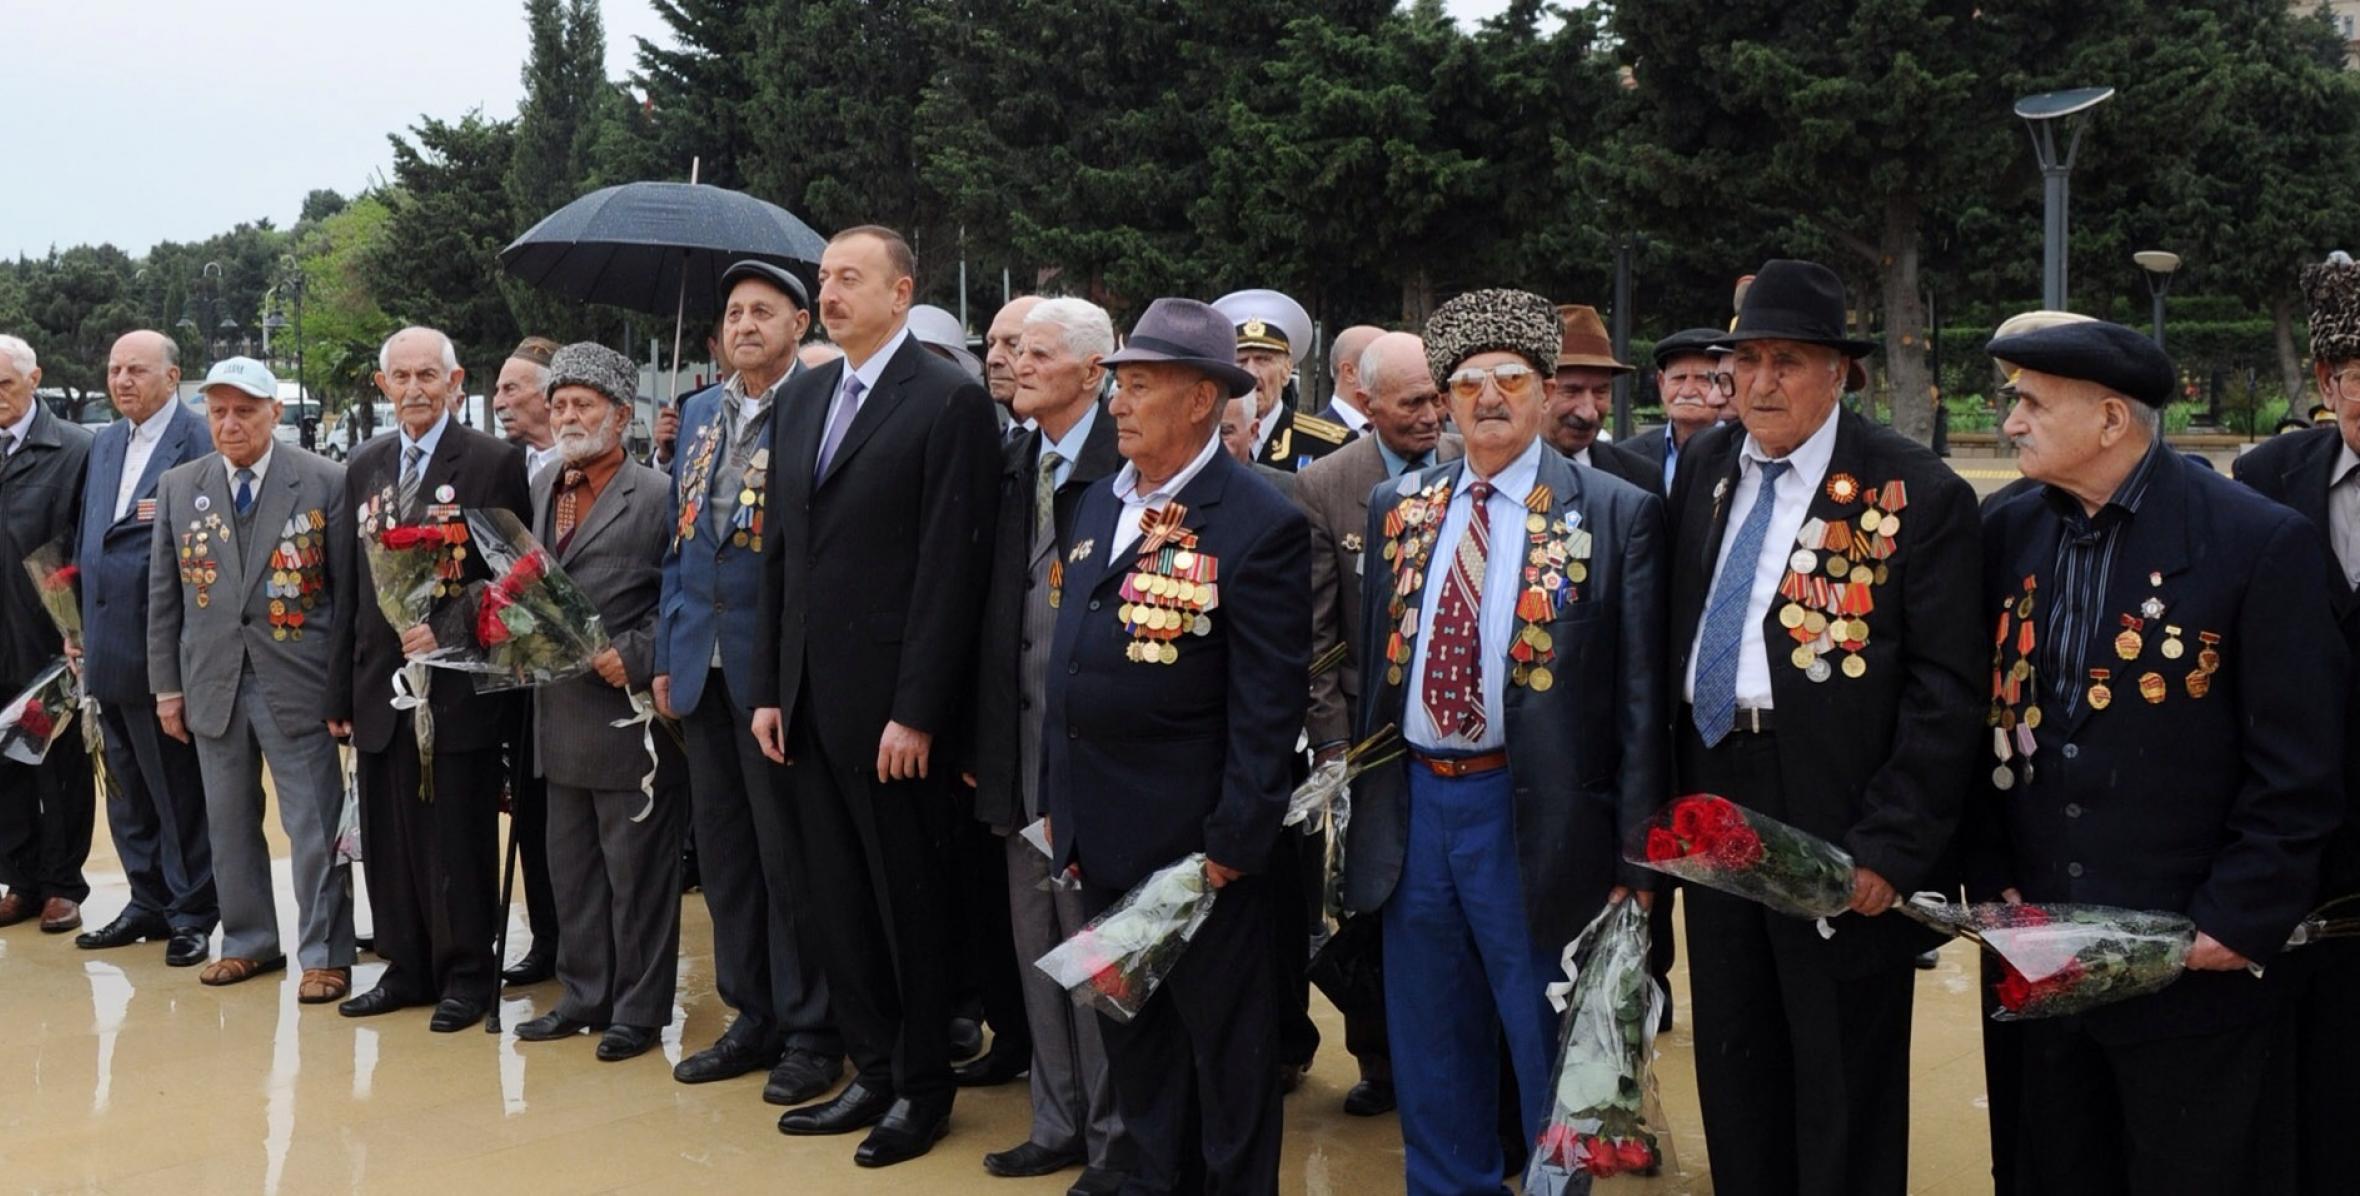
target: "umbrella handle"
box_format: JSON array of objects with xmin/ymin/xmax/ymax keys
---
[{"xmin": 666, "ymin": 157, "xmax": 700, "ymax": 410}]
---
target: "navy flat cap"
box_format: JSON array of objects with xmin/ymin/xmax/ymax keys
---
[
  {"xmin": 1986, "ymin": 320, "xmax": 2177, "ymax": 408},
  {"xmin": 720, "ymin": 259, "xmax": 812, "ymax": 310}
]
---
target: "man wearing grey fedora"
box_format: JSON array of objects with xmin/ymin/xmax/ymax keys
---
[
  {"xmin": 147, "ymin": 357, "xmax": 357, "ymax": 1000},
  {"xmin": 511, "ymin": 343, "xmax": 687, "ymax": 1062}
]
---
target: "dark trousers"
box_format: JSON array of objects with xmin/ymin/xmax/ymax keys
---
[
  {"xmin": 782, "ymin": 700, "xmax": 954, "ymax": 1102},
  {"xmin": 684, "ymin": 671, "xmax": 834, "ymax": 1053},
  {"xmin": 357, "ymin": 735, "xmax": 499, "ymax": 1003},
  {"xmin": 1680, "ymin": 725, "xmax": 1913, "ymax": 1196},
  {"xmin": 1980, "ymin": 955, "xmax": 2026, "ymax": 1196},
  {"xmin": 0, "ymin": 732, "xmax": 94, "ymax": 904},
  {"xmin": 1086, "ymin": 871, "xmax": 1283, "ymax": 1195},
  {"xmin": 98, "ymin": 698, "xmax": 215, "ymax": 931},
  {"xmin": 545, "ymin": 782, "xmax": 684, "ymax": 1027},
  {"xmin": 1271, "ymin": 822, "xmax": 1321, "ymax": 1069},
  {"xmin": 508, "ymin": 765, "xmax": 559, "ymax": 961},
  {"xmin": 2016, "ymin": 1013, "xmax": 2294, "ymax": 1194},
  {"xmin": 953, "ymin": 817, "xmax": 1031, "ymax": 1060},
  {"xmin": 2293, "ymin": 937, "xmax": 2360, "ymax": 1195}
]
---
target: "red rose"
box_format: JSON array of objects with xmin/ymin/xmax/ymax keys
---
[
  {"xmin": 1645, "ymin": 827, "xmax": 1688, "ymax": 863},
  {"xmin": 1087, "ymin": 966, "xmax": 1132, "ymax": 1004},
  {"xmin": 380, "ymin": 525, "xmax": 436, "ymax": 550},
  {"xmin": 2006, "ymin": 904, "xmax": 2052, "ymax": 928},
  {"xmin": 507, "ymin": 550, "xmax": 549, "ymax": 591},
  {"xmin": 1698, "ymin": 795, "xmax": 1749, "ymax": 838},
  {"xmin": 1616, "ymin": 1137, "xmax": 1655, "ymax": 1173},
  {"xmin": 1671, "ymin": 798, "xmax": 1709, "ymax": 838},
  {"xmin": 476, "ymin": 589, "xmax": 514, "ymax": 647},
  {"xmin": 1536, "ymin": 1123, "xmax": 1576, "ymax": 1166},
  {"xmin": 19, "ymin": 699, "xmax": 54, "ymax": 740},
  {"xmin": 41, "ymin": 565, "xmax": 77, "ymax": 592},
  {"xmin": 1994, "ymin": 962, "xmax": 2034, "ymax": 1011},
  {"xmin": 1583, "ymin": 1134, "xmax": 1619, "ymax": 1177},
  {"xmin": 1707, "ymin": 824, "xmax": 1765, "ymax": 870}
]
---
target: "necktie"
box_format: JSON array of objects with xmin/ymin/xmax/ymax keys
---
[
  {"xmin": 816, "ymin": 375, "xmax": 865, "ymax": 477},
  {"xmin": 234, "ymin": 468, "xmax": 255, "ymax": 517},
  {"xmin": 1693, "ymin": 459, "xmax": 1792, "ymax": 746},
  {"xmin": 398, "ymin": 443, "xmax": 424, "ymax": 517},
  {"xmin": 1035, "ymin": 449, "xmax": 1065, "ymax": 544},
  {"xmin": 1421, "ymin": 480, "xmax": 1493, "ymax": 742},
  {"xmin": 555, "ymin": 467, "xmax": 586, "ymax": 542}
]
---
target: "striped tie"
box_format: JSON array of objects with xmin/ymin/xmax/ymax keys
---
[
  {"xmin": 1421, "ymin": 480, "xmax": 1492, "ymax": 741},
  {"xmin": 398, "ymin": 443, "xmax": 424, "ymax": 518},
  {"xmin": 1035, "ymin": 449, "xmax": 1065, "ymax": 544},
  {"xmin": 1692, "ymin": 459, "xmax": 1791, "ymax": 746}
]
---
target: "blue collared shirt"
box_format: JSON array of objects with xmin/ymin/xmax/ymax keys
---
[
  {"xmin": 1038, "ymin": 401, "xmax": 1099, "ymax": 491},
  {"xmin": 1375, "ymin": 436, "xmax": 1433, "ymax": 480},
  {"xmin": 1405, "ymin": 437, "xmax": 1547, "ymax": 753},
  {"xmin": 1662, "ymin": 433, "xmax": 1680, "ymax": 489}
]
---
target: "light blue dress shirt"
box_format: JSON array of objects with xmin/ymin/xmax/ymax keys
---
[{"xmin": 1404, "ymin": 437, "xmax": 1547, "ymax": 754}]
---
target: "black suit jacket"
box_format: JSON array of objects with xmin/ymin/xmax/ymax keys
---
[
  {"xmin": 330, "ymin": 417, "xmax": 531, "ymax": 755},
  {"xmin": 1666, "ymin": 412, "xmax": 1985, "ymax": 970},
  {"xmin": 751, "ymin": 333, "xmax": 1002, "ymax": 771},
  {"xmin": 1043, "ymin": 448, "xmax": 1311, "ymax": 891},
  {"xmin": 0, "ymin": 406, "xmax": 92, "ymax": 692},
  {"xmin": 2232, "ymin": 426, "xmax": 2360, "ymax": 902},
  {"xmin": 1576, "ymin": 438, "xmax": 1661, "ymax": 495},
  {"xmin": 1344, "ymin": 449, "xmax": 1669, "ymax": 954},
  {"xmin": 1978, "ymin": 447, "xmax": 2345, "ymax": 1041},
  {"xmin": 970, "ymin": 404, "xmax": 1122, "ymax": 831}
]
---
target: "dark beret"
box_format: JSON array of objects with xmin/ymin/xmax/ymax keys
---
[
  {"xmin": 1651, "ymin": 327, "xmax": 1729, "ymax": 367},
  {"xmin": 1985, "ymin": 320, "xmax": 2176, "ymax": 408},
  {"xmin": 721, "ymin": 259, "xmax": 811, "ymax": 310}
]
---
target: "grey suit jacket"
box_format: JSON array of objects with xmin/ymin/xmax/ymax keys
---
[
  {"xmin": 148, "ymin": 445, "xmax": 350, "ymax": 741},
  {"xmin": 1290, "ymin": 432, "xmax": 1462, "ymax": 748},
  {"xmin": 528, "ymin": 457, "xmax": 684, "ymax": 792}
]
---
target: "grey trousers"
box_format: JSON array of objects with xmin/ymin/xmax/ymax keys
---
[
  {"xmin": 193, "ymin": 669, "xmax": 354, "ymax": 968},
  {"xmin": 1007, "ymin": 832, "xmax": 1125, "ymax": 1166},
  {"xmin": 546, "ymin": 782, "xmax": 685, "ymax": 1028}
]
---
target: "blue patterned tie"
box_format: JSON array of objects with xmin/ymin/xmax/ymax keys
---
[
  {"xmin": 1693, "ymin": 459, "xmax": 1790, "ymax": 747},
  {"xmin": 234, "ymin": 468, "xmax": 255, "ymax": 517}
]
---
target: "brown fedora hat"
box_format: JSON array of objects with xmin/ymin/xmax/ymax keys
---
[{"xmin": 1554, "ymin": 304, "xmax": 1633, "ymax": 374}]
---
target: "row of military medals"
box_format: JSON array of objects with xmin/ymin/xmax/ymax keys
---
[
  {"xmin": 1378, "ymin": 478, "xmax": 1586, "ymax": 693},
  {"xmin": 673, "ymin": 419, "xmax": 768, "ymax": 551},
  {"xmin": 2091, "ymin": 583, "xmax": 2221, "ymax": 708},
  {"xmin": 1118, "ymin": 506, "xmax": 1216, "ymax": 664},
  {"xmin": 1989, "ymin": 576, "xmax": 2040, "ymax": 790},
  {"xmin": 264, "ymin": 510, "xmax": 328, "ymax": 641},
  {"xmin": 358, "ymin": 483, "xmax": 470, "ymax": 596},
  {"xmin": 177, "ymin": 511, "xmax": 232, "ymax": 611},
  {"xmin": 1774, "ymin": 474, "xmax": 1904, "ymax": 683}
]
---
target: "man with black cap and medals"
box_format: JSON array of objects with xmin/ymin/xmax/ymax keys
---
[
  {"xmin": 2230, "ymin": 251, "xmax": 2360, "ymax": 1196},
  {"xmin": 1665, "ymin": 259, "xmax": 1983, "ymax": 1195},
  {"xmin": 1214, "ymin": 288, "xmax": 1350, "ymax": 473},
  {"xmin": 1977, "ymin": 317, "xmax": 2344, "ymax": 1193},
  {"xmin": 1625, "ymin": 328, "xmax": 1737, "ymax": 493},
  {"xmin": 1342, "ymin": 288, "xmax": 1666, "ymax": 1194},
  {"xmin": 656, "ymin": 260, "xmax": 842, "ymax": 1105}
]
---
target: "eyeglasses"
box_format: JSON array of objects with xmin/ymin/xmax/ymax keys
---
[
  {"xmin": 1667, "ymin": 370, "xmax": 1735, "ymax": 397},
  {"xmin": 1446, "ymin": 363, "xmax": 1541, "ymax": 402},
  {"xmin": 2330, "ymin": 368, "xmax": 2360, "ymax": 399}
]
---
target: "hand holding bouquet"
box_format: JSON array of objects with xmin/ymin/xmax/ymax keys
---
[
  {"xmin": 21, "ymin": 537, "xmax": 84, "ymax": 655},
  {"xmin": 1899, "ymin": 897, "xmax": 2197, "ymax": 1020},
  {"xmin": 363, "ymin": 519, "xmax": 470, "ymax": 800},
  {"xmin": 1036, "ymin": 853, "xmax": 1219, "ymax": 1023},
  {"xmin": 430, "ymin": 509, "xmax": 608, "ymax": 692},
  {"xmin": 1628, "ymin": 794, "xmax": 1854, "ymax": 921},
  {"xmin": 1527, "ymin": 898, "xmax": 1673, "ymax": 1194}
]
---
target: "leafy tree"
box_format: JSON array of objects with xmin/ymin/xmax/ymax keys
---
[
  {"xmin": 286, "ymin": 194, "xmax": 401, "ymax": 423},
  {"xmin": 632, "ymin": 0, "xmax": 771, "ymax": 188},
  {"xmin": 506, "ymin": 0, "xmax": 609, "ymax": 340},
  {"xmin": 368, "ymin": 112, "xmax": 524, "ymax": 380},
  {"xmin": 17, "ymin": 245, "xmax": 143, "ymax": 418},
  {"xmin": 300, "ymin": 189, "xmax": 349, "ymax": 225}
]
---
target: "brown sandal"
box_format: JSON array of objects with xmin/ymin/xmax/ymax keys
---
[
  {"xmin": 199, "ymin": 956, "xmax": 288, "ymax": 986},
  {"xmin": 298, "ymin": 967, "xmax": 351, "ymax": 1004}
]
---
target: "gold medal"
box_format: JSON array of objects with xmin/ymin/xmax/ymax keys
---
[
  {"xmin": 1778, "ymin": 603, "xmax": 1806, "ymax": 629},
  {"xmin": 1159, "ymin": 642, "xmax": 1178, "ymax": 665},
  {"xmin": 1124, "ymin": 642, "xmax": 1142, "ymax": 662},
  {"xmin": 1826, "ymin": 555, "xmax": 1851, "ymax": 579},
  {"xmin": 2185, "ymin": 669, "xmax": 2212, "ymax": 699},
  {"xmin": 1529, "ymin": 666, "xmax": 1554, "ymax": 692},
  {"xmin": 2160, "ymin": 626, "xmax": 2184, "ymax": 660},
  {"xmin": 1525, "ymin": 513, "xmax": 1546, "ymax": 533},
  {"xmin": 740, "ymin": 488, "xmax": 757, "ymax": 506},
  {"xmin": 2088, "ymin": 668, "xmax": 2112, "ymax": 710},
  {"xmin": 1790, "ymin": 644, "xmax": 1817, "ymax": 670},
  {"xmin": 196, "ymin": 592, "xmax": 210, "ymax": 608},
  {"xmin": 1874, "ymin": 564, "xmax": 1889, "ymax": 586},
  {"xmin": 2024, "ymin": 705, "xmax": 2042, "ymax": 730},
  {"xmin": 2138, "ymin": 671, "xmax": 2167, "ymax": 704},
  {"xmin": 272, "ymin": 628, "xmax": 288, "ymax": 642},
  {"xmin": 1387, "ymin": 664, "xmax": 1404, "ymax": 685},
  {"xmin": 2114, "ymin": 629, "xmax": 2141, "ymax": 660},
  {"xmin": 1803, "ymin": 611, "xmax": 1829, "ymax": 636},
  {"xmin": 1567, "ymin": 562, "xmax": 1587, "ymax": 584},
  {"xmin": 1841, "ymin": 653, "xmax": 1867, "ymax": 679},
  {"xmin": 1172, "ymin": 550, "xmax": 1196, "ymax": 571}
]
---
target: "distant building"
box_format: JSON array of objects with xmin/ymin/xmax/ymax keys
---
[{"xmin": 2307, "ymin": 0, "xmax": 2360, "ymax": 66}]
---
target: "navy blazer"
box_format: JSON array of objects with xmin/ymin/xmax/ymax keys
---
[
  {"xmin": 1343, "ymin": 448, "xmax": 1669, "ymax": 955},
  {"xmin": 77, "ymin": 402, "xmax": 211, "ymax": 705},
  {"xmin": 1976, "ymin": 447, "xmax": 2346, "ymax": 1042},
  {"xmin": 655, "ymin": 369, "xmax": 797, "ymax": 716},
  {"xmin": 1043, "ymin": 448, "xmax": 1311, "ymax": 891}
]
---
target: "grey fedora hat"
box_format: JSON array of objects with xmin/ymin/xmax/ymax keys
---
[{"xmin": 1102, "ymin": 298, "xmax": 1258, "ymax": 398}]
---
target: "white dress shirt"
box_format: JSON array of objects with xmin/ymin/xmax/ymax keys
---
[
  {"xmin": 1249, "ymin": 398, "xmax": 1282, "ymax": 460},
  {"xmin": 0, "ymin": 403, "xmax": 35, "ymax": 457},
  {"xmin": 1683, "ymin": 408, "xmax": 1841, "ymax": 709},
  {"xmin": 1110, "ymin": 429, "xmax": 1223, "ymax": 556},
  {"xmin": 113, "ymin": 402, "xmax": 177, "ymax": 521},
  {"xmin": 1405, "ymin": 437, "xmax": 1547, "ymax": 754},
  {"xmin": 225, "ymin": 442, "xmax": 275, "ymax": 493},
  {"xmin": 1038, "ymin": 401, "xmax": 1099, "ymax": 492},
  {"xmin": 1333, "ymin": 401, "xmax": 1370, "ymax": 435},
  {"xmin": 523, "ymin": 440, "xmax": 562, "ymax": 479},
  {"xmin": 812, "ymin": 324, "xmax": 916, "ymax": 470}
]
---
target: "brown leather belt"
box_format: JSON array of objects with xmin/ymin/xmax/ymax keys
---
[{"xmin": 1412, "ymin": 750, "xmax": 1510, "ymax": 778}]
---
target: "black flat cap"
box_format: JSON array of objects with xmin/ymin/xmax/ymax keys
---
[
  {"xmin": 720, "ymin": 259, "xmax": 811, "ymax": 310},
  {"xmin": 1985, "ymin": 320, "xmax": 2176, "ymax": 408},
  {"xmin": 1651, "ymin": 327, "xmax": 1729, "ymax": 367}
]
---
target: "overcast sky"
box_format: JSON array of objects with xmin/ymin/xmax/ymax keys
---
[{"xmin": 5, "ymin": 0, "xmax": 1517, "ymax": 260}]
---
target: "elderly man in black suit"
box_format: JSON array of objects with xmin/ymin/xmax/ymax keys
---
[
  {"xmin": 1666, "ymin": 260, "xmax": 1984, "ymax": 1195},
  {"xmin": 1623, "ymin": 328, "xmax": 1735, "ymax": 492},
  {"xmin": 328, "ymin": 326, "xmax": 531, "ymax": 1032},
  {"xmin": 0, "ymin": 333, "xmax": 94, "ymax": 934},
  {"xmin": 2229, "ymin": 252, "xmax": 2360, "ymax": 1196},
  {"xmin": 1983, "ymin": 319, "xmax": 2344, "ymax": 1193},
  {"xmin": 1342, "ymin": 291, "xmax": 1666, "ymax": 1193},
  {"xmin": 1544, "ymin": 304, "xmax": 1657, "ymax": 491},
  {"xmin": 750, "ymin": 226, "xmax": 1001, "ymax": 1167},
  {"xmin": 1043, "ymin": 297, "xmax": 1311, "ymax": 1195}
]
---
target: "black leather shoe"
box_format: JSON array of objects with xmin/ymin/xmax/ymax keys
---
[
  {"xmin": 855, "ymin": 1097, "xmax": 951, "ymax": 1167},
  {"xmin": 338, "ymin": 985, "xmax": 412, "ymax": 1018},
  {"xmin": 1914, "ymin": 947, "xmax": 1941, "ymax": 971},
  {"xmin": 75, "ymin": 911, "xmax": 170, "ymax": 950},
  {"xmin": 514, "ymin": 1012, "xmax": 601, "ymax": 1042},
  {"xmin": 952, "ymin": 1046, "xmax": 1029, "ymax": 1088},
  {"xmin": 1068, "ymin": 1165, "xmax": 1126, "ymax": 1196},
  {"xmin": 983, "ymin": 1140, "xmax": 1084, "ymax": 1178},
  {"xmin": 429, "ymin": 997, "xmax": 487, "ymax": 1033},
  {"xmin": 777, "ymin": 1080, "xmax": 893, "ymax": 1136},
  {"xmin": 501, "ymin": 950, "xmax": 556, "ymax": 988},
  {"xmin": 675, "ymin": 1033, "xmax": 783, "ymax": 1084},
  {"xmin": 1278, "ymin": 1061, "xmax": 1309, "ymax": 1095},
  {"xmin": 1342, "ymin": 1079, "xmax": 1396, "ymax": 1117},
  {"xmin": 948, "ymin": 1016, "xmax": 985, "ymax": 1063},
  {"xmin": 763, "ymin": 1048, "xmax": 844, "ymax": 1106},
  {"xmin": 165, "ymin": 929, "xmax": 210, "ymax": 967},
  {"xmin": 596, "ymin": 1025, "xmax": 660, "ymax": 1061}
]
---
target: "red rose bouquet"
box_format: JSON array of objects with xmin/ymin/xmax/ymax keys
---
[
  {"xmin": 1898, "ymin": 898, "xmax": 2197, "ymax": 1020},
  {"xmin": 430, "ymin": 510, "xmax": 608, "ymax": 693},
  {"xmin": 1036, "ymin": 852, "xmax": 1219, "ymax": 1023},
  {"xmin": 1628, "ymin": 794, "xmax": 1854, "ymax": 920},
  {"xmin": 1526, "ymin": 898, "xmax": 1675, "ymax": 1194},
  {"xmin": 363, "ymin": 519, "xmax": 471, "ymax": 801},
  {"xmin": 0, "ymin": 659, "xmax": 80, "ymax": 765}
]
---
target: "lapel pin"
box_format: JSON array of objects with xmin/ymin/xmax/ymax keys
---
[
  {"xmin": 435, "ymin": 484, "xmax": 456, "ymax": 503},
  {"xmin": 1070, "ymin": 539, "xmax": 1094, "ymax": 563},
  {"xmin": 194, "ymin": 495, "xmax": 210, "ymax": 512}
]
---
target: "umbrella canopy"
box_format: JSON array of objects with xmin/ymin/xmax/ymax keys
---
[{"xmin": 499, "ymin": 181, "xmax": 829, "ymax": 318}]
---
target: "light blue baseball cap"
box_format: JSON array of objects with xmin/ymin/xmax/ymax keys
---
[{"xmin": 199, "ymin": 356, "xmax": 279, "ymax": 400}]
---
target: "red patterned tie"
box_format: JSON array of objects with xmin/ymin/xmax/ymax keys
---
[{"xmin": 1421, "ymin": 481, "xmax": 1491, "ymax": 741}]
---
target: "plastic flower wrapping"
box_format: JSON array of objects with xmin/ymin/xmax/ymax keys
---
[
  {"xmin": 0, "ymin": 659, "xmax": 80, "ymax": 765},
  {"xmin": 1899, "ymin": 897, "xmax": 2198, "ymax": 1020},
  {"xmin": 1628, "ymin": 793, "xmax": 1854, "ymax": 921},
  {"xmin": 1527, "ymin": 899, "xmax": 1677, "ymax": 1194},
  {"xmin": 1036, "ymin": 853, "xmax": 1218, "ymax": 1024}
]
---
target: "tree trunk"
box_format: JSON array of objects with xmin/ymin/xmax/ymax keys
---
[
  {"xmin": 2272, "ymin": 295, "xmax": 2307, "ymax": 415},
  {"xmin": 1879, "ymin": 197, "xmax": 1934, "ymax": 444}
]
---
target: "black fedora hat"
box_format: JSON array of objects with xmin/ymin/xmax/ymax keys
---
[
  {"xmin": 1103, "ymin": 298, "xmax": 1259, "ymax": 398},
  {"xmin": 1721, "ymin": 259, "xmax": 1878, "ymax": 358}
]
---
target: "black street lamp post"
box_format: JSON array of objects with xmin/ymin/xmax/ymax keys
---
[{"xmin": 2015, "ymin": 87, "xmax": 2115, "ymax": 312}]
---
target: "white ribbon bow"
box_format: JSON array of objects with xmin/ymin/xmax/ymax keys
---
[{"xmin": 611, "ymin": 689, "xmax": 660, "ymax": 822}]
